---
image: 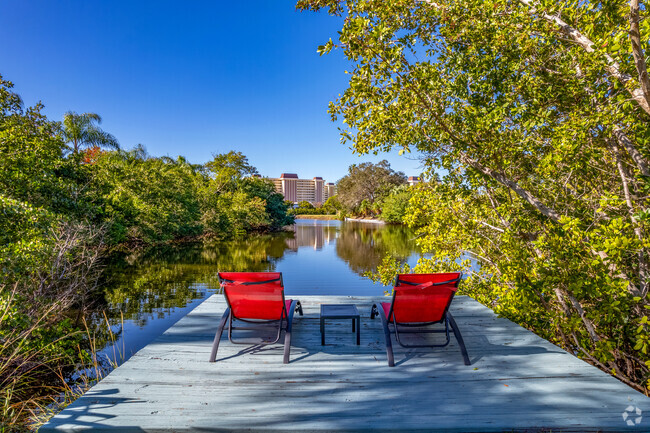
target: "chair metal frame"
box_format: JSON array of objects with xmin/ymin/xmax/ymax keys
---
[
  {"xmin": 209, "ymin": 272, "xmax": 303, "ymax": 364},
  {"xmin": 371, "ymin": 273, "xmax": 471, "ymax": 367}
]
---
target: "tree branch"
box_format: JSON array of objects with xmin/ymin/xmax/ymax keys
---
[
  {"xmin": 614, "ymin": 141, "xmax": 649, "ymax": 296},
  {"xmin": 518, "ymin": 0, "xmax": 650, "ymax": 116},
  {"xmin": 614, "ymin": 127, "xmax": 650, "ymax": 177},
  {"xmin": 566, "ymin": 292, "xmax": 600, "ymax": 343},
  {"xmin": 459, "ymin": 152, "xmax": 562, "ymax": 222},
  {"xmin": 629, "ymin": 0, "xmax": 650, "ymax": 109}
]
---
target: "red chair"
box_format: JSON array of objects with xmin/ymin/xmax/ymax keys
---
[
  {"xmin": 209, "ymin": 272, "xmax": 303, "ymax": 364},
  {"xmin": 370, "ymin": 273, "xmax": 470, "ymax": 367}
]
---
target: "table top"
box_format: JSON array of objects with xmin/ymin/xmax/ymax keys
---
[{"xmin": 320, "ymin": 303, "xmax": 360, "ymax": 318}]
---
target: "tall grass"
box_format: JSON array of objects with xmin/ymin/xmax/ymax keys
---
[
  {"xmin": 31, "ymin": 312, "xmax": 123, "ymax": 430},
  {"xmin": 0, "ymin": 222, "xmax": 108, "ymax": 431},
  {"xmin": 0, "ymin": 293, "xmax": 74, "ymax": 430}
]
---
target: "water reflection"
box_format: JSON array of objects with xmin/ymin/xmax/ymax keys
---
[
  {"xmin": 96, "ymin": 220, "xmax": 420, "ymax": 362},
  {"xmin": 100, "ymin": 235, "xmax": 286, "ymax": 321},
  {"xmin": 336, "ymin": 221, "xmax": 415, "ymax": 275},
  {"xmin": 287, "ymin": 221, "xmax": 338, "ymax": 250}
]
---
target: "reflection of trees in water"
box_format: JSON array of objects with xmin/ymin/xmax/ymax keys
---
[
  {"xmin": 97, "ymin": 232, "xmax": 295, "ymax": 325},
  {"xmin": 87, "ymin": 223, "xmax": 419, "ymax": 360},
  {"xmin": 91, "ymin": 221, "xmax": 417, "ymax": 336},
  {"xmin": 201, "ymin": 234, "xmax": 293, "ymax": 270},
  {"xmin": 335, "ymin": 222, "xmax": 417, "ymax": 275}
]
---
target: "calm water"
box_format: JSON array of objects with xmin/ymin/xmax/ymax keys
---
[{"xmin": 94, "ymin": 219, "xmax": 422, "ymax": 365}]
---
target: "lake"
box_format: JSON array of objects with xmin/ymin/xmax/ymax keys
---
[{"xmin": 93, "ymin": 219, "xmax": 423, "ymax": 366}]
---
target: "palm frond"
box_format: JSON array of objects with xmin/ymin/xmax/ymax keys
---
[{"xmin": 61, "ymin": 112, "xmax": 119, "ymax": 154}]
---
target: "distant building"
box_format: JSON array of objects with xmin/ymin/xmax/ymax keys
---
[
  {"xmin": 268, "ymin": 173, "xmax": 337, "ymax": 206},
  {"xmin": 324, "ymin": 183, "xmax": 336, "ymax": 201},
  {"xmin": 407, "ymin": 176, "xmax": 420, "ymax": 186}
]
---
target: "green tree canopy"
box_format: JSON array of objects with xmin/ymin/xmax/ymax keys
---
[
  {"xmin": 205, "ymin": 151, "xmax": 258, "ymax": 193},
  {"xmin": 337, "ymin": 160, "xmax": 406, "ymax": 213},
  {"xmin": 299, "ymin": 0, "xmax": 650, "ymax": 390},
  {"xmin": 323, "ymin": 195, "xmax": 343, "ymax": 214},
  {"xmin": 380, "ymin": 185, "xmax": 412, "ymax": 224},
  {"xmin": 200, "ymin": 152, "xmax": 292, "ymax": 236},
  {"xmin": 0, "ymin": 76, "xmax": 73, "ymax": 211},
  {"xmin": 91, "ymin": 149, "xmax": 203, "ymax": 243},
  {"xmin": 62, "ymin": 112, "xmax": 119, "ymax": 155},
  {"xmin": 297, "ymin": 201, "xmax": 315, "ymax": 210}
]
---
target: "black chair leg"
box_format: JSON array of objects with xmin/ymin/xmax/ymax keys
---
[
  {"xmin": 283, "ymin": 300, "xmax": 301, "ymax": 364},
  {"xmin": 283, "ymin": 330, "xmax": 292, "ymax": 364},
  {"xmin": 372, "ymin": 304, "xmax": 394, "ymax": 367},
  {"xmin": 209, "ymin": 308, "xmax": 231, "ymax": 362},
  {"xmin": 447, "ymin": 311, "xmax": 471, "ymax": 365}
]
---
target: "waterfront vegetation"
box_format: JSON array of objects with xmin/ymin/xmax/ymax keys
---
[
  {"xmin": 5, "ymin": 0, "xmax": 650, "ymax": 428},
  {"xmin": 288, "ymin": 199, "xmax": 339, "ymax": 216},
  {"xmin": 336, "ymin": 160, "xmax": 408, "ymax": 219},
  {"xmin": 0, "ymin": 75, "xmax": 293, "ymax": 430},
  {"xmin": 297, "ymin": 160, "xmax": 416, "ymax": 222},
  {"xmin": 299, "ymin": 0, "xmax": 650, "ymax": 392}
]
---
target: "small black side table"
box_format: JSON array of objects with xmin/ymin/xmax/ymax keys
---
[{"xmin": 320, "ymin": 304, "xmax": 360, "ymax": 345}]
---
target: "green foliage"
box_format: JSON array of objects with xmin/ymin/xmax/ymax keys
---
[
  {"xmin": 91, "ymin": 148, "xmax": 203, "ymax": 243},
  {"xmin": 200, "ymin": 158, "xmax": 293, "ymax": 236},
  {"xmin": 297, "ymin": 201, "xmax": 314, "ymax": 210},
  {"xmin": 0, "ymin": 73, "xmax": 296, "ymax": 427},
  {"xmin": 87, "ymin": 149, "xmax": 292, "ymax": 244},
  {"xmin": 0, "ymin": 195, "xmax": 55, "ymax": 280},
  {"xmin": 288, "ymin": 200, "xmax": 335, "ymax": 216},
  {"xmin": 380, "ymin": 185, "xmax": 412, "ymax": 224},
  {"xmin": 337, "ymin": 160, "xmax": 406, "ymax": 216},
  {"xmin": 204, "ymin": 151, "xmax": 257, "ymax": 193},
  {"xmin": 240, "ymin": 177, "xmax": 295, "ymax": 229},
  {"xmin": 300, "ymin": 0, "xmax": 650, "ymax": 390},
  {"xmin": 287, "ymin": 198, "xmax": 345, "ymax": 216},
  {"xmin": 0, "ymin": 76, "xmax": 82, "ymax": 215},
  {"xmin": 323, "ymin": 195, "xmax": 343, "ymax": 214},
  {"xmin": 62, "ymin": 111, "xmax": 119, "ymax": 155},
  {"xmin": 0, "ymin": 220, "xmax": 105, "ymax": 430}
]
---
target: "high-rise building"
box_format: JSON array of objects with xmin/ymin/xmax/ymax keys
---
[
  {"xmin": 324, "ymin": 183, "xmax": 336, "ymax": 202},
  {"xmin": 268, "ymin": 173, "xmax": 337, "ymax": 206}
]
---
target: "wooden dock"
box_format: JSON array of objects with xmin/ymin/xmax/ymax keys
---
[{"xmin": 41, "ymin": 295, "xmax": 649, "ymax": 432}]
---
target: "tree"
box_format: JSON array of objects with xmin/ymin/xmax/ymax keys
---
[
  {"xmin": 62, "ymin": 112, "xmax": 119, "ymax": 155},
  {"xmin": 205, "ymin": 151, "xmax": 258, "ymax": 193},
  {"xmin": 0, "ymin": 77, "xmax": 108, "ymax": 427},
  {"xmin": 200, "ymin": 154, "xmax": 292, "ymax": 236},
  {"xmin": 337, "ymin": 160, "xmax": 406, "ymax": 214},
  {"xmin": 380, "ymin": 185, "xmax": 412, "ymax": 224},
  {"xmin": 0, "ymin": 76, "xmax": 70, "ymax": 210},
  {"xmin": 239, "ymin": 177, "xmax": 295, "ymax": 229},
  {"xmin": 297, "ymin": 201, "xmax": 315, "ymax": 210},
  {"xmin": 299, "ymin": 0, "xmax": 650, "ymax": 390},
  {"xmin": 323, "ymin": 195, "xmax": 343, "ymax": 214},
  {"xmin": 91, "ymin": 149, "xmax": 202, "ymax": 243},
  {"xmin": 290, "ymin": 200, "xmax": 326, "ymax": 216}
]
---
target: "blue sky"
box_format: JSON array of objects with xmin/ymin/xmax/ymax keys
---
[{"xmin": 0, "ymin": 1, "xmax": 423, "ymax": 182}]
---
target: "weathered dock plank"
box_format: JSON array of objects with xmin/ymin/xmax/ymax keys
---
[{"xmin": 41, "ymin": 295, "xmax": 650, "ymax": 432}]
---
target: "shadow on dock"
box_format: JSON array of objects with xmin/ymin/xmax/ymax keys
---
[{"xmin": 40, "ymin": 295, "xmax": 650, "ymax": 432}]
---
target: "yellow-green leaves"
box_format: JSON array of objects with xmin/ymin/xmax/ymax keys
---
[
  {"xmin": 317, "ymin": 38, "xmax": 335, "ymax": 56},
  {"xmin": 302, "ymin": 0, "xmax": 650, "ymax": 390}
]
